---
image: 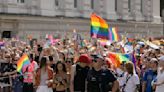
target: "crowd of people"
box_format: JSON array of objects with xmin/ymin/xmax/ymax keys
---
[{"xmin": 0, "ymin": 35, "xmax": 164, "ymax": 92}]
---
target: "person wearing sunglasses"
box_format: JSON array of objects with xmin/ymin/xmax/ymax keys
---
[{"xmin": 87, "ymin": 54, "xmax": 119, "ymax": 92}]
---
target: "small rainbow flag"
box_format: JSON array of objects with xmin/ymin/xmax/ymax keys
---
[
  {"xmin": 108, "ymin": 52, "xmax": 130, "ymax": 67},
  {"xmin": 90, "ymin": 13, "xmax": 109, "ymax": 40},
  {"xmin": 109, "ymin": 27, "xmax": 120, "ymax": 42},
  {"xmin": 17, "ymin": 54, "xmax": 30, "ymax": 74}
]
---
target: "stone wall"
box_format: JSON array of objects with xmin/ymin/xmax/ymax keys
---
[
  {"xmin": 0, "ymin": 15, "xmax": 163, "ymax": 42},
  {"xmin": 0, "ymin": 0, "xmax": 162, "ymax": 22}
]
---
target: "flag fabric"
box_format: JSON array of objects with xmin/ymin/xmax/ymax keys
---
[
  {"xmin": 17, "ymin": 54, "xmax": 30, "ymax": 74},
  {"xmin": 119, "ymin": 54, "xmax": 131, "ymax": 63},
  {"xmin": 90, "ymin": 13, "xmax": 109, "ymax": 40},
  {"xmin": 0, "ymin": 41, "xmax": 5, "ymax": 47},
  {"xmin": 132, "ymin": 52, "xmax": 137, "ymax": 68},
  {"xmin": 108, "ymin": 52, "xmax": 120, "ymax": 67},
  {"xmin": 109, "ymin": 27, "xmax": 120, "ymax": 42},
  {"xmin": 98, "ymin": 39, "xmax": 109, "ymax": 46},
  {"xmin": 108, "ymin": 52, "xmax": 131, "ymax": 67}
]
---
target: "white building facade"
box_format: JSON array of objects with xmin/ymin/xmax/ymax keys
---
[{"xmin": 0, "ymin": 0, "xmax": 163, "ymax": 40}]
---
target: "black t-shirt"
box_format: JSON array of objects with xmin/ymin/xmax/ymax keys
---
[
  {"xmin": 0, "ymin": 62, "xmax": 16, "ymax": 84},
  {"xmin": 87, "ymin": 68, "xmax": 117, "ymax": 92},
  {"xmin": 74, "ymin": 64, "xmax": 89, "ymax": 91}
]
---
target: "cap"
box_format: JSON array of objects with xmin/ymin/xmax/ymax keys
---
[
  {"xmin": 78, "ymin": 54, "xmax": 91, "ymax": 64},
  {"xmin": 158, "ymin": 56, "xmax": 164, "ymax": 62}
]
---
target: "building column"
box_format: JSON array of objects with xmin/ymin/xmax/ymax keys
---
[
  {"xmin": 152, "ymin": 0, "xmax": 161, "ymax": 23},
  {"xmin": 131, "ymin": 0, "xmax": 143, "ymax": 21},
  {"xmin": 142, "ymin": 0, "xmax": 153, "ymax": 22},
  {"xmin": 81, "ymin": 0, "xmax": 92, "ymax": 18},
  {"xmin": 65, "ymin": 0, "xmax": 79, "ymax": 17},
  {"xmin": 40, "ymin": 0, "xmax": 55, "ymax": 16},
  {"xmin": 117, "ymin": 0, "xmax": 132, "ymax": 20},
  {"xmin": 104, "ymin": 0, "xmax": 117, "ymax": 20}
]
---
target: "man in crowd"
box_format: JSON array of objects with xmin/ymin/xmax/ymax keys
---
[
  {"xmin": 70, "ymin": 54, "xmax": 91, "ymax": 92},
  {"xmin": 142, "ymin": 58, "xmax": 158, "ymax": 92},
  {"xmin": 0, "ymin": 53, "xmax": 17, "ymax": 92},
  {"xmin": 87, "ymin": 54, "xmax": 119, "ymax": 92}
]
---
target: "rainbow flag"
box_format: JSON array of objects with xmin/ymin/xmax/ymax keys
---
[
  {"xmin": 109, "ymin": 52, "xmax": 120, "ymax": 67},
  {"xmin": 108, "ymin": 52, "xmax": 130, "ymax": 67},
  {"xmin": 109, "ymin": 27, "xmax": 120, "ymax": 42},
  {"xmin": 17, "ymin": 54, "xmax": 30, "ymax": 74},
  {"xmin": 90, "ymin": 13, "xmax": 109, "ymax": 40}
]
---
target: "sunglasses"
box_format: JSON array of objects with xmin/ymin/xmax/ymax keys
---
[{"xmin": 66, "ymin": 61, "xmax": 71, "ymax": 63}]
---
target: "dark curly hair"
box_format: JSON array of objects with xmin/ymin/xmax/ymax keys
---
[{"xmin": 55, "ymin": 61, "xmax": 67, "ymax": 74}]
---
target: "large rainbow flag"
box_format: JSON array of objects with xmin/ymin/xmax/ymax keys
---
[
  {"xmin": 90, "ymin": 13, "xmax": 109, "ymax": 40},
  {"xmin": 109, "ymin": 27, "xmax": 120, "ymax": 42},
  {"xmin": 17, "ymin": 54, "xmax": 30, "ymax": 74}
]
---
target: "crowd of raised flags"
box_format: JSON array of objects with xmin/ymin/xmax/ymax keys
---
[{"xmin": 0, "ymin": 13, "xmax": 163, "ymax": 92}]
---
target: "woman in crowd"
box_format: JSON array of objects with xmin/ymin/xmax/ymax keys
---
[
  {"xmin": 58, "ymin": 52, "xmax": 66, "ymax": 63},
  {"xmin": 35, "ymin": 57, "xmax": 54, "ymax": 92},
  {"xmin": 65, "ymin": 58, "xmax": 73, "ymax": 74},
  {"xmin": 122, "ymin": 62, "xmax": 140, "ymax": 92},
  {"xmin": 53, "ymin": 61, "xmax": 69, "ymax": 92}
]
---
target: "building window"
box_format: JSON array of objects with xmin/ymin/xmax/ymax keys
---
[
  {"xmin": 74, "ymin": 0, "xmax": 77, "ymax": 8},
  {"xmin": 128, "ymin": 0, "xmax": 131, "ymax": 12},
  {"xmin": 55, "ymin": 0, "xmax": 59, "ymax": 6},
  {"xmin": 160, "ymin": 0, "xmax": 164, "ymax": 17},
  {"xmin": 115, "ymin": 0, "xmax": 117, "ymax": 11},
  {"xmin": 141, "ymin": 0, "xmax": 143, "ymax": 13},
  {"xmin": 17, "ymin": 0, "xmax": 25, "ymax": 3},
  {"xmin": 20, "ymin": 0, "xmax": 25, "ymax": 3},
  {"xmin": 91, "ymin": 0, "xmax": 94, "ymax": 9},
  {"xmin": 2, "ymin": 31, "xmax": 11, "ymax": 38}
]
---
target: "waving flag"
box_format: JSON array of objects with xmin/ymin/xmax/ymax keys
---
[
  {"xmin": 108, "ymin": 52, "xmax": 131, "ymax": 67},
  {"xmin": 17, "ymin": 54, "xmax": 30, "ymax": 74},
  {"xmin": 109, "ymin": 27, "xmax": 120, "ymax": 42},
  {"xmin": 90, "ymin": 13, "xmax": 109, "ymax": 40}
]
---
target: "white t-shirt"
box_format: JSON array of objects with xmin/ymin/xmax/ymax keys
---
[
  {"xmin": 116, "ymin": 68, "xmax": 125, "ymax": 86},
  {"xmin": 123, "ymin": 73, "xmax": 140, "ymax": 92},
  {"xmin": 155, "ymin": 69, "xmax": 164, "ymax": 92}
]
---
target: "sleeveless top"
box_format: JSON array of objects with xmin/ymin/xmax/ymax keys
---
[{"xmin": 74, "ymin": 64, "xmax": 89, "ymax": 91}]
